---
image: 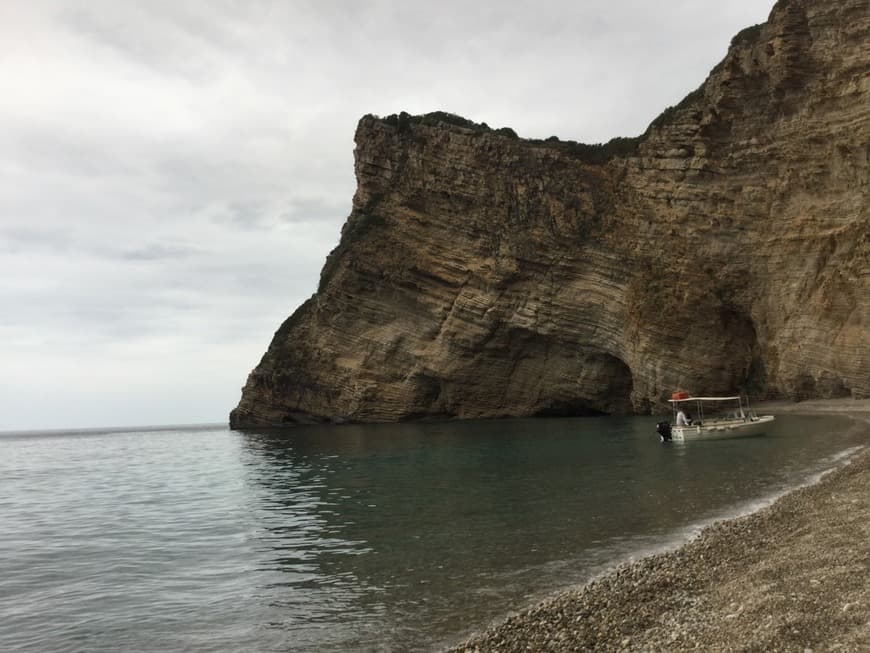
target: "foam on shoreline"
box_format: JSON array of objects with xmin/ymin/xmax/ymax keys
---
[{"xmin": 447, "ymin": 404, "xmax": 870, "ymax": 652}]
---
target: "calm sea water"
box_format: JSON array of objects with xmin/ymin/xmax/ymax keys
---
[{"xmin": 1, "ymin": 415, "xmax": 866, "ymax": 652}]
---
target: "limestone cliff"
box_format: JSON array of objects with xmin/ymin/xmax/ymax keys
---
[{"xmin": 230, "ymin": 0, "xmax": 869, "ymax": 427}]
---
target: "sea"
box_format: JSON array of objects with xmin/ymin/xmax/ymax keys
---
[{"xmin": 1, "ymin": 414, "xmax": 866, "ymax": 652}]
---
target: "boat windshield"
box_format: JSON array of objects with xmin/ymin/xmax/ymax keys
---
[{"xmin": 669, "ymin": 396, "xmax": 750, "ymax": 424}]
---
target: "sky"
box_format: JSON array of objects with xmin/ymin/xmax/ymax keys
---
[{"xmin": 1, "ymin": 0, "xmax": 774, "ymax": 430}]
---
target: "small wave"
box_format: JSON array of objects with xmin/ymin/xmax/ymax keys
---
[{"xmin": 610, "ymin": 442, "xmax": 869, "ymax": 569}]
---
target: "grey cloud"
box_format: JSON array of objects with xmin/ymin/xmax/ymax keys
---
[
  {"xmin": 58, "ymin": 3, "xmax": 244, "ymax": 84},
  {"xmin": 210, "ymin": 200, "xmax": 288, "ymax": 231},
  {"xmin": 0, "ymin": 226, "xmax": 75, "ymax": 253},
  {"xmin": 279, "ymin": 197, "xmax": 348, "ymax": 225},
  {"xmin": 120, "ymin": 242, "xmax": 200, "ymax": 261},
  {"xmin": 209, "ymin": 195, "xmax": 349, "ymax": 233},
  {"xmin": 6, "ymin": 127, "xmax": 138, "ymax": 178}
]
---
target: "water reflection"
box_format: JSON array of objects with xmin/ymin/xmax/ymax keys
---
[
  {"xmin": 237, "ymin": 429, "xmax": 387, "ymax": 651},
  {"xmin": 234, "ymin": 414, "xmax": 866, "ymax": 651}
]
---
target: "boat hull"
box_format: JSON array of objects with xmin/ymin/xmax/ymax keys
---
[{"xmin": 671, "ymin": 415, "xmax": 775, "ymax": 441}]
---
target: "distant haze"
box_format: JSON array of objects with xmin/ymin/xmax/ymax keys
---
[{"xmin": 1, "ymin": 0, "xmax": 772, "ymax": 430}]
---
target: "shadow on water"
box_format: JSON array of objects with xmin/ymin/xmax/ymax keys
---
[{"xmin": 231, "ymin": 414, "xmax": 866, "ymax": 651}]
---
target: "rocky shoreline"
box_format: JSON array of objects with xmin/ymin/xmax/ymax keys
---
[{"xmin": 447, "ymin": 402, "xmax": 870, "ymax": 652}]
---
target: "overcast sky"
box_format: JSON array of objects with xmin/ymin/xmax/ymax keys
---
[{"xmin": 1, "ymin": 0, "xmax": 773, "ymax": 430}]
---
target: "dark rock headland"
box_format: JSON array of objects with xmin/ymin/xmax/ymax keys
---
[{"xmin": 231, "ymin": 0, "xmax": 869, "ymax": 428}]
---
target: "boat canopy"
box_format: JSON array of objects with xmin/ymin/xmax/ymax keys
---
[{"xmin": 667, "ymin": 396, "xmax": 741, "ymax": 402}]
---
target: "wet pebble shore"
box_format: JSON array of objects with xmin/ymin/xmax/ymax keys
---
[{"xmin": 448, "ymin": 414, "xmax": 870, "ymax": 652}]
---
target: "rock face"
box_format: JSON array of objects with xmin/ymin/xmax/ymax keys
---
[{"xmin": 230, "ymin": 0, "xmax": 869, "ymax": 428}]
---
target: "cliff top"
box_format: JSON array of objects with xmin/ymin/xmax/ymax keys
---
[
  {"xmin": 363, "ymin": 8, "xmax": 777, "ymax": 165},
  {"xmin": 364, "ymin": 110, "xmax": 645, "ymax": 165}
]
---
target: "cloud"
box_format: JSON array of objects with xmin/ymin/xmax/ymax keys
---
[
  {"xmin": 119, "ymin": 242, "xmax": 199, "ymax": 261},
  {"xmin": 0, "ymin": 0, "xmax": 773, "ymax": 429}
]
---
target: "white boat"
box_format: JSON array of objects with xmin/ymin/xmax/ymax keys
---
[{"xmin": 656, "ymin": 395, "xmax": 774, "ymax": 442}]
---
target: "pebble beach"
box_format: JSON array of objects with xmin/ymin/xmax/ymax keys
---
[{"xmin": 449, "ymin": 399, "xmax": 870, "ymax": 652}]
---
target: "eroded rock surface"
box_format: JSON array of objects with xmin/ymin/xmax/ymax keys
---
[{"xmin": 231, "ymin": 0, "xmax": 869, "ymax": 428}]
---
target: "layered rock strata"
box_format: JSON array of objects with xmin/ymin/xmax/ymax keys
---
[{"xmin": 231, "ymin": 0, "xmax": 869, "ymax": 427}]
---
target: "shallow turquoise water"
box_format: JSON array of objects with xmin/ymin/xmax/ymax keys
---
[{"xmin": 0, "ymin": 414, "xmax": 865, "ymax": 651}]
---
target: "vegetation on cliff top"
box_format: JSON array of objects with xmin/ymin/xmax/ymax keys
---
[
  {"xmin": 730, "ymin": 23, "xmax": 764, "ymax": 49},
  {"xmin": 370, "ymin": 16, "xmax": 770, "ymax": 161},
  {"xmin": 380, "ymin": 111, "xmax": 520, "ymax": 139},
  {"xmin": 375, "ymin": 111, "xmax": 644, "ymax": 165},
  {"xmin": 646, "ymin": 84, "xmax": 706, "ymax": 132},
  {"xmin": 647, "ymin": 21, "xmax": 765, "ymax": 131}
]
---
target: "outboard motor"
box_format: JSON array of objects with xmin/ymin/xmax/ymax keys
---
[{"xmin": 656, "ymin": 421, "xmax": 672, "ymax": 442}]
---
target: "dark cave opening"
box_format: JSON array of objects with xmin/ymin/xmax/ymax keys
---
[{"xmin": 535, "ymin": 351, "xmax": 635, "ymax": 417}]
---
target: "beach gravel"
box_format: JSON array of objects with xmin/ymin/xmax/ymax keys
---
[{"xmin": 448, "ymin": 408, "xmax": 870, "ymax": 652}]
